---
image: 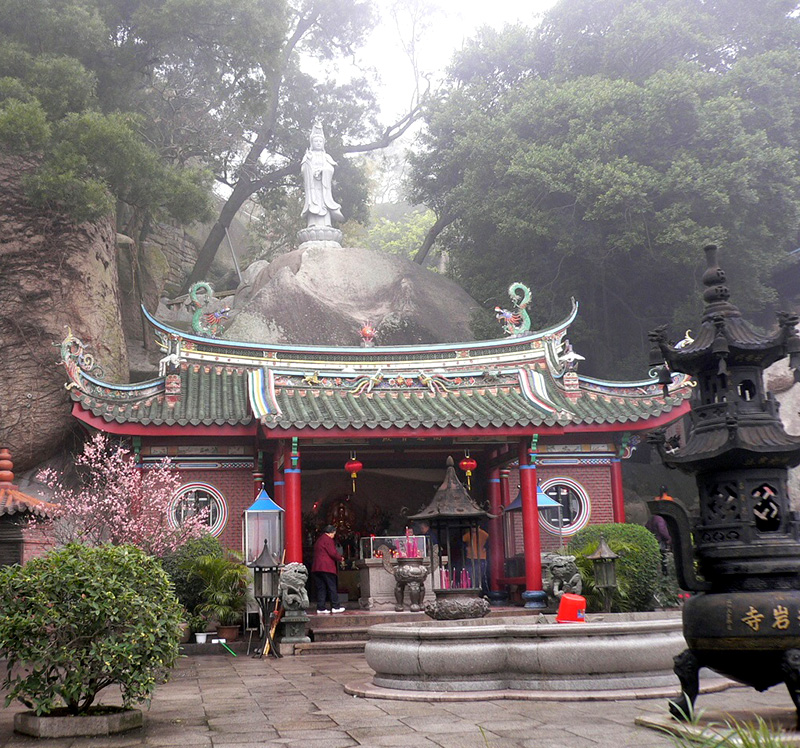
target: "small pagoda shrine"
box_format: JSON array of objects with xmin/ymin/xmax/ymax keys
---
[
  {"xmin": 648, "ymin": 244, "xmax": 800, "ymax": 721},
  {"xmin": 0, "ymin": 448, "xmax": 56, "ymax": 565},
  {"xmin": 410, "ymin": 456, "xmax": 493, "ymax": 619}
]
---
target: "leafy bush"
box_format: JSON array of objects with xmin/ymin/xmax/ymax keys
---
[
  {"xmin": 568, "ymin": 523, "xmax": 660, "ymax": 613},
  {"xmin": 0, "ymin": 98, "xmax": 50, "ymax": 152},
  {"xmin": 159, "ymin": 534, "xmax": 224, "ymax": 618},
  {"xmin": 0, "ymin": 544, "xmax": 183, "ymax": 715},
  {"xmin": 189, "ymin": 553, "xmax": 250, "ymax": 627}
]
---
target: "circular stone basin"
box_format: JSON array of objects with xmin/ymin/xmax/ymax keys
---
[{"xmin": 359, "ymin": 612, "xmax": 732, "ymax": 699}]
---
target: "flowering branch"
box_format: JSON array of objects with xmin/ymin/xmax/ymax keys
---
[{"xmin": 38, "ymin": 433, "xmax": 209, "ymax": 556}]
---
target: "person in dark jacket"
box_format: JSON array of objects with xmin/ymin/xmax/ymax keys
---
[
  {"xmin": 311, "ymin": 524, "xmax": 345, "ymax": 614},
  {"xmin": 646, "ymin": 492, "xmax": 673, "ymax": 576}
]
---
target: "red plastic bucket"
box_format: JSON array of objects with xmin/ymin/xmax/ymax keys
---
[{"xmin": 556, "ymin": 593, "xmax": 586, "ymax": 623}]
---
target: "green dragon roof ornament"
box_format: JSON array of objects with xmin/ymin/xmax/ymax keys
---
[
  {"xmin": 495, "ymin": 282, "xmax": 532, "ymax": 336},
  {"xmin": 188, "ymin": 282, "xmax": 230, "ymax": 338}
]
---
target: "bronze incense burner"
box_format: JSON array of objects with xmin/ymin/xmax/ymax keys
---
[{"xmin": 648, "ymin": 245, "xmax": 800, "ymax": 722}]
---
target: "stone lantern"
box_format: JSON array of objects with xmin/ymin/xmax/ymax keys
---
[
  {"xmin": 585, "ymin": 534, "xmax": 618, "ymax": 613},
  {"xmin": 647, "ymin": 244, "xmax": 800, "ymax": 721},
  {"xmin": 409, "ymin": 456, "xmax": 494, "ymax": 620}
]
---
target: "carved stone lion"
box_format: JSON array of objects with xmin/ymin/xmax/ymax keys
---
[
  {"xmin": 279, "ymin": 562, "xmax": 310, "ymax": 611},
  {"xmin": 550, "ymin": 555, "xmax": 583, "ymax": 600}
]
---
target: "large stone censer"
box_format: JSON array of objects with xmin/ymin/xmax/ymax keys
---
[{"xmin": 648, "ymin": 245, "xmax": 800, "ymax": 722}]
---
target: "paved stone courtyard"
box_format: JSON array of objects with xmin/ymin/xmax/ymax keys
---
[{"xmin": 1, "ymin": 652, "xmax": 798, "ymax": 747}]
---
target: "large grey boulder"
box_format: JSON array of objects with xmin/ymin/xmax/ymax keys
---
[{"xmin": 224, "ymin": 245, "xmax": 479, "ymax": 346}]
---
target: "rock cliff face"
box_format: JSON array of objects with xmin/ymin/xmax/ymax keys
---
[
  {"xmin": 223, "ymin": 245, "xmax": 479, "ymax": 346},
  {"xmin": 0, "ymin": 156, "xmax": 128, "ymax": 472}
]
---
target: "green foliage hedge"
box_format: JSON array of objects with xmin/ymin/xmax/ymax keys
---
[
  {"xmin": 0, "ymin": 544, "xmax": 183, "ymax": 715},
  {"xmin": 159, "ymin": 534, "xmax": 224, "ymax": 618},
  {"xmin": 568, "ymin": 523, "xmax": 660, "ymax": 613}
]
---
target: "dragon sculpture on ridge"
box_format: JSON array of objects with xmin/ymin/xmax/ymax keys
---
[{"xmin": 495, "ymin": 282, "xmax": 532, "ymax": 336}]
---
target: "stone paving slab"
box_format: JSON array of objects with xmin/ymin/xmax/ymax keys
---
[{"xmin": 1, "ymin": 653, "xmax": 799, "ymax": 747}]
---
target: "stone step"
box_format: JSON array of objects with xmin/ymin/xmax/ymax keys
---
[
  {"xmin": 294, "ymin": 639, "xmax": 367, "ymax": 656},
  {"xmin": 307, "ymin": 605, "xmax": 539, "ymax": 631},
  {"xmin": 308, "ymin": 610, "xmax": 426, "ymax": 630},
  {"xmin": 312, "ymin": 626, "xmax": 369, "ymax": 642}
]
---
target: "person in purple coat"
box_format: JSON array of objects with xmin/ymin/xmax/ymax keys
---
[{"xmin": 312, "ymin": 524, "xmax": 345, "ymax": 614}]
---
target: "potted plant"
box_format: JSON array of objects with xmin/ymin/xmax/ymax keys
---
[
  {"xmin": 182, "ymin": 613, "xmax": 205, "ymax": 643},
  {"xmin": 189, "ymin": 553, "xmax": 250, "ymax": 642},
  {"xmin": 0, "ymin": 543, "xmax": 183, "ymax": 737}
]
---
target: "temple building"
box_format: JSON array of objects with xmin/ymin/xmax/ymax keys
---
[{"xmin": 59, "ymin": 290, "xmax": 691, "ymax": 603}]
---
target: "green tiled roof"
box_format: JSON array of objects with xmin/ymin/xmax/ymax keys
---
[
  {"xmin": 262, "ymin": 378, "xmax": 685, "ymax": 432},
  {"xmin": 70, "ymin": 363, "xmax": 252, "ymax": 427},
  {"xmin": 69, "ymin": 361, "xmax": 688, "ymax": 431},
  {"xmin": 63, "ymin": 303, "xmax": 691, "ymax": 434}
]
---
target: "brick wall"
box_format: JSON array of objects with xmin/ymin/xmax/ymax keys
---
[
  {"xmin": 172, "ymin": 467, "xmax": 253, "ymax": 554},
  {"xmin": 22, "ymin": 521, "xmax": 54, "ymax": 563},
  {"xmin": 506, "ymin": 462, "xmax": 614, "ymax": 553}
]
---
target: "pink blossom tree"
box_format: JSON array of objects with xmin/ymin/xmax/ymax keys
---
[{"xmin": 38, "ymin": 433, "xmax": 209, "ymax": 556}]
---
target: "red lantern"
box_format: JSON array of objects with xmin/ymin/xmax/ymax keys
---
[
  {"xmin": 345, "ymin": 454, "xmax": 363, "ymax": 493},
  {"xmin": 459, "ymin": 455, "xmax": 477, "ymax": 490}
]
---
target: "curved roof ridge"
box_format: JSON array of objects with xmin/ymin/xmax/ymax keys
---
[{"xmin": 141, "ymin": 299, "xmax": 579, "ymax": 356}]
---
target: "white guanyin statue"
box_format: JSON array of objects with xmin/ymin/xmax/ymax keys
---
[{"xmin": 297, "ymin": 119, "xmax": 344, "ymax": 248}]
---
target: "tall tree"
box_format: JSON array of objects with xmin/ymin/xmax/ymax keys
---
[
  {"xmin": 180, "ymin": 0, "xmax": 422, "ymax": 291},
  {"xmin": 0, "ymin": 0, "xmax": 222, "ymax": 228},
  {"xmin": 0, "ymin": 0, "xmax": 421, "ymax": 288},
  {"xmin": 409, "ymin": 0, "xmax": 800, "ymax": 377}
]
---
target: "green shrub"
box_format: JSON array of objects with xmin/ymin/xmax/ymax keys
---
[
  {"xmin": 568, "ymin": 523, "xmax": 660, "ymax": 613},
  {"xmin": 0, "ymin": 543, "xmax": 183, "ymax": 715},
  {"xmin": 159, "ymin": 534, "xmax": 224, "ymax": 617},
  {"xmin": 653, "ymin": 553, "xmax": 684, "ymax": 609},
  {"xmin": 189, "ymin": 553, "xmax": 250, "ymax": 626},
  {"xmin": 0, "ymin": 98, "xmax": 50, "ymax": 152}
]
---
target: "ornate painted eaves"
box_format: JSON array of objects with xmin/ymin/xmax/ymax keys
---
[{"xmin": 61, "ymin": 300, "xmax": 691, "ymax": 433}]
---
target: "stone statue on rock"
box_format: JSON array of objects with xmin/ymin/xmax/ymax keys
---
[
  {"xmin": 277, "ymin": 562, "xmax": 311, "ymax": 645},
  {"xmin": 298, "ymin": 120, "xmax": 343, "ymax": 249}
]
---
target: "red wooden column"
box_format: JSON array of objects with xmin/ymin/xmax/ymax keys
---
[
  {"xmin": 273, "ymin": 443, "xmax": 286, "ymax": 509},
  {"xmin": 610, "ymin": 457, "xmax": 626, "ymax": 523},
  {"xmin": 283, "ymin": 439, "xmax": 303, "ymax": 563},
  {"xmin": 487, "ymin": 460, "xmax": 506, "ymax": 603},
  {"xmin": 519, "ymin": 436, "xmax": 547, "ymax": 609}
]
